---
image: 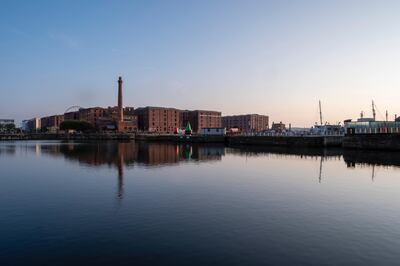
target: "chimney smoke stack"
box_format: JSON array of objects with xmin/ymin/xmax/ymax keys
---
[{"xmin": 118, "ymin": 76, "xmax": 123, "ymax": 122}]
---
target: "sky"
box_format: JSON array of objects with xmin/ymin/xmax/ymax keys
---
[{"xmin": 1, "ymin": 0, "xmax": 400, "ymax": 126}]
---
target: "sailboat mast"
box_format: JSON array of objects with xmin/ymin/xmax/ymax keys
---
[
  {"xmin": 319, "ymin": 100, "xmax": 323, "ymax": 125},
  {"xmin": 372, "ymin": 100, "xmax": 376, "ymax": 121}
]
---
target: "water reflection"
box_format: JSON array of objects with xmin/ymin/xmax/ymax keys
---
[
  {"xmin": 227, "ymin": 145, "xmax": 344, "ymax": 183},
  {"xmin": 3, "ymin": 141, "xmax": 400, "ymax": 171},
  {"xmin": 2, "ymin": 141, "xmax": 400, "ymax": 265},
  {"xmin": 343, "ymin": 149, "xmax": 400, "ymax": 168},
  {"xmin": 226, "ymin": 145, "xmax": 400, "ymax": 183},
  {"xmin": 342, "ymin": 149, "xmax": 400, "ymax": 182},
  {"xmin": 226, "ymin": 145, "xmax": 343, "ymax": 158},
  {"xmin": 0, "ymin": 144, "xmax": 17, "ymax": 156},
  {"xmin": 22, "ymin": 142, "xmax": 225, "ymax": 199},
  {"xmin": 2, "ymin": 141, "xmax": 400, "ymax": 189},
  {"xmin": 228, "ymin": 145, "xmax": 400, "ymax": 167}
]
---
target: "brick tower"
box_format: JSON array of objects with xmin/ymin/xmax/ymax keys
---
[{"xmin": 118, "ymin": 76, "xmax": 123, "ymax": 122}]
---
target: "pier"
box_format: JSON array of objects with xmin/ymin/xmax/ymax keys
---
[{"xmin": 226, "ymin": 135, "xmax": 343, "ymax": 148}]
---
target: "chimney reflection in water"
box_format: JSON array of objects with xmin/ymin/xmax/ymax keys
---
[{"xmin": 117, "ymin": 143, "xmax": 124, "ymax": 200}]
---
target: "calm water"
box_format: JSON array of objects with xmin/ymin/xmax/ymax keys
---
[{"xmin": 1, "ymin": 141, "xmax": 400, "ymax": 266}]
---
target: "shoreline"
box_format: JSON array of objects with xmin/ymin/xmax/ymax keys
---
[{"xmin": 2, "ymin": 133, "xmax": 400, "ymax": 151}]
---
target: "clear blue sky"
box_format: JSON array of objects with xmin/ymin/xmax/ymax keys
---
[{"xmin": 1, "ymin": 0, "xmax": 400, "ymax": 126}]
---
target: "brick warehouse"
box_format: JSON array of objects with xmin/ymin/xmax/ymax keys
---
[
  {"xmin": 181, "ymin": 110, "xmax": 222, "ymax": 133},
  {"xmin": 135, "ymin": 107, "xmax": 181, "ymax": 133},
  {"xmin": 35, "ymin": 77, "xmax": 223, "ymax": 134},
  {"xmin": 61, "ymin": 77, "xmax": 138, "ymax": 132},
  {"xmin": 222, "ymin": 114, "xmax": 269, "ymax": 133},
  {"xmin": 40, "ymin": 115, "xmax": 64, "ymax": 132}
]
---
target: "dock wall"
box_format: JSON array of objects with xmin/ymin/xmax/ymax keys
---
[
  {"xmin": 343, "ymin": 134, "xmax": 400, "ymax": 151},
  {"xmin": 226, "ymin": 135, "xmax": 343, "ymax": 148}
]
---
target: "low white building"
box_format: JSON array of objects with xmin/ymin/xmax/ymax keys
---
[
  {"xmin": 200, "ymin": 127, "xmax": 226, "ymax": 136},
  {"xmin": 0, "ymin": 119, "xmax": 14, "ymax": 126},
  {"xmin": 310, "ymin": 125, "xmax": 344, "ymax": 136}
]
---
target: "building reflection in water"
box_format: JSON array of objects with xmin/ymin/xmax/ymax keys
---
[
  {"xmin": 0, "ymin": 144, "xmax": 17, "ymax": 156},
  {"xmin": 227, "ymin": 145, "xmax": 400, "ymax": 182},
  {"xmin": 227, "ymin": 145, "xmax": 344, "ymax": 183},
  {"xmin": 343, "ymin": 149, "xmax": 400, "ymax": 169},
  {"xmin": 16, "ymin": 142, "xmax": 400, "ymax": 197},
  {"xmin": 31, "ymin": 142, "xmax": 225, "ymax": 199},
  {"xmin": 343, "ymin": 149, "xmax": 400, "ymax": 181}
]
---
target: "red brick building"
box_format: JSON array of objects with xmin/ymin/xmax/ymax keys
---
[
  {"xmin": 135, "ymin": 107, "xmax": 181, "ymax": 133},
  {"xmin": 40, "ymin": 115, "xmax": 64, "ymax": 132},
  {"xmin": 222, "ymin": 114, "xmax": 269, "ymax": 133},
  {"xmin": 181, "ymin": 110, "xmax": 222, "ymax": 133},
  {"xmin": 61, "ymin": 77, "xmax": 138, "ymax": 132},
  {"xmin": 38, "ymin": 77, "xmax": 224, "ymax": 134},
  {"xmin": 64, "ymin": 111, "xmax": 79, "ymax": 121},
  {"xmin": 78, "ymin": 107, "xmax": 107, "ymax": 126},
  {"xmin": 63, "ymin": 106, "xmax": 137, "ymax": 132}
]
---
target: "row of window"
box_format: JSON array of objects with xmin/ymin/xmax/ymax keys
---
[{"xmin": 350, "ymin": 127, "xmax": 400, "ymax": 134}]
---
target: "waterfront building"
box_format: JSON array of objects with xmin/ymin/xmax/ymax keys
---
[
  {"xmin": 222, "ymin": 114, "xmax": 269, "ymax": 133},
  {"xmin": 64, "ymin": 111, "xmax": 80, "ymax": 121},
  {"xmin": 135, "ymin": 107, "xmax": 181, "ymax": 133},
  {"xmin": 21, "ymin": 120, "xmax": 29, "ymax": 132},
  {"xmin": 61, "ymin": 77, "xmax": 138, "ymax": 132},
  {"xmin": 64, "ymin": 106, "xmax": 137, "ymax": 132},
  {"xmin": 344, "ymin": 120, "xmax": 400, "ymax": 135},
  {"xmin": 310, "ymin": 124, "xmax": 344, "ymax": 136},
  {"xmin": 78, "ymin": 107, "xmax": 107, "ymax": 125},
  {"xmin": 181, "ymin": 110, "xmax": 222, "ymax": 133},
  {"xmin": 25, "ymin": 118, "xmax": 41, "ymax": 133},
  {"xmin": 40, "ymin": 115, "xmax": 64, "ymax": 132},
  {"xmin": 37, "ymin": 77, "xmax": 231, "ymax": 134},
  {"xmin": 106, "ymin": 106, "xmax": 138, "ymax": 132},
  {"xmin": 200, "ymin": 127, "xmax": 226, "ymax": 136},
  {"xmin": 271, "ymin": 121, "xmax": 286, "ymax": 132}
]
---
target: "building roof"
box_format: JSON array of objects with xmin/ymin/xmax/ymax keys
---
[
  {"xmin": 222, "ymin": 114, "xmax": 268, "ymax": 118},
  {"xmin": 135, "ymin": 106, "xmax": 181, "ymax": 111}
]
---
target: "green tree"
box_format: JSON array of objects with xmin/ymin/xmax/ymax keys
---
[
  {"xmin": 60, "ymin": 120, "xmax": 95, "ymax": 132},
  {"xmin": 4, "ymin": 124, "xmax": 15, "ymax": 131}
]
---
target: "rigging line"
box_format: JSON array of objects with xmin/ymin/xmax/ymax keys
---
[{"xmin": 373, "ymin": 102, "xmax": 385, "ymax": 121}]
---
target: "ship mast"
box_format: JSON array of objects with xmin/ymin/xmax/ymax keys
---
[
  {"xmin": 372, "ymin": 100, "xmax": 376, "ymax": 121},
  {"xmin": 319, "ymin": 100, "xmax": 323, "ymax": 125}
]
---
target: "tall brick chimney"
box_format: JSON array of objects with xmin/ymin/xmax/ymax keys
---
[{"xmin": 118, "ymin": 76, "xmax": 123, "ymax": 122}]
